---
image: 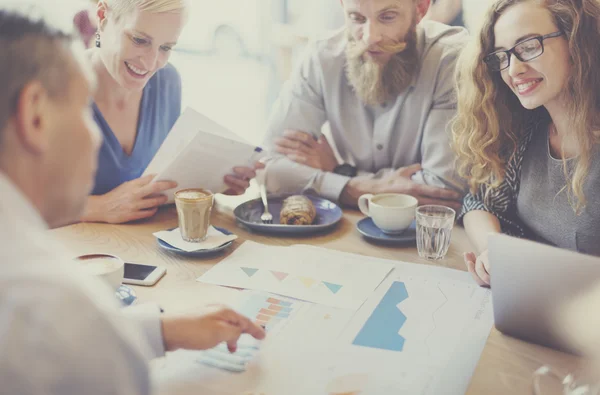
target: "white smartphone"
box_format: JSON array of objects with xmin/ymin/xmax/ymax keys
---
[{"xmin": 123, "ymin": 262, "xmax": 166, "ymax": 286}]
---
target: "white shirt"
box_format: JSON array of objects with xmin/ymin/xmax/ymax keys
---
[
  {"xmin": 263, "ymin": 21, "xmax": 469, "ymax": 201},
  {"xmin": 0, "ymin": 174, "xmax": 164, "ymax": 395}
]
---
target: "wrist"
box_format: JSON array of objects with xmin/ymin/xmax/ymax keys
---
[
  {"xmin": 324, "ymin": 160, "xmax": 337, "ymax": 173},
  {"xmin": 160, "ymin": 316, "xmax": 181, "ymax": 352},
  {"xmin": 81, "ymin": 195, "xmax": 103, "ymax": 223},
  {"xmin": 339, "ymin": 177, "xmax": 375, "ymax": 207}
]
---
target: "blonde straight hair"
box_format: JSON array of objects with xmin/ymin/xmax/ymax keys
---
[{"xmin": 103, "ymin": 0, "xmax": 188, "ymax": 17}]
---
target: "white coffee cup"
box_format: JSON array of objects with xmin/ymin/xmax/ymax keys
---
[
  {"xmin": 358, "ymin": 193, "xmax": 418, "ymax": 234},
  {"xmin": 75, "ymin": 254, "xmax": 124, "ymax": 290}
]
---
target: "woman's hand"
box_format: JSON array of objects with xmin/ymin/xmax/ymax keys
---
[
  {"xmin": 464, "ymin": 249, "xmax": 491, "ymax": 287},
  {"xmin": 223, "ymin": 161, "xmax": 265, "ymax": 195},
  {"xmin": 83, "ymin": 174, "xmax": 177, "ymax": 224}
]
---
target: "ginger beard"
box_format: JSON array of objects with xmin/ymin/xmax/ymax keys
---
[{"xmin": 345, "ymin": 20, "xmax": 419, "ymax": 106}]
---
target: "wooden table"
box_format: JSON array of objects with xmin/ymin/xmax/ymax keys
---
[{"xmin": 52, "ymin": 206, "xmax": 582, "ymax": 394}]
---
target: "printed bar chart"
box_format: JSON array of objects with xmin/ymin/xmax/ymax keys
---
[
  {"xmin": 196, "ymin": 293, "xmax": 298, "ymax": 373},
  {"xmin": 240, "ymin": 294, "xmax": 298, "ymax": 332},
  {"xmin": 267, "ymin": 298, "xmax": 292, "ymax": 307}
]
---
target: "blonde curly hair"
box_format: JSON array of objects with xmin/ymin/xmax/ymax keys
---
[{"xmin": 452, "ymin": 0, "xmax": 600, "ymax": 211}]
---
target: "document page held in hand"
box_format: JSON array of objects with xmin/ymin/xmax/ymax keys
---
[{"xmin": 143, "ymin": 107, "xmax": 265, "ymax": 203}]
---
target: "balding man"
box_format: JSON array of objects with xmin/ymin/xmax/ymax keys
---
[
  {"xmin": 264, "ymin": 0, "xmax": 467, "ymax": 209},
  {"xmin": 0, "ymin": 10, "xmax": 264, "ymax": 395}
]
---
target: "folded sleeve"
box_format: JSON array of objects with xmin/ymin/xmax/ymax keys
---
[
  {"xmin": 124, "ymin": 303, "xmax": 165, "ymax": 359},
  {"xmin": 265, "ymin": 158, "xmax": 351, "ymax": 202},
  {"xmin": 457, "ymin": 183, "xmax": 526, "ymax": 237},
  {"xmin": 456, "ymin": 122, "xmax": 538, "ymax": 238},
  {"xmin": 263, "ymin": 41, "xmax": 343, "ymax": 199}
]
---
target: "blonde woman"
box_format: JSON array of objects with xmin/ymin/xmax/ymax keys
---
[
  {"xmin": 452, "ymin": 0, "xmax": 600, "ymax": 286},
  {"xmin": 83, "ymin": 0, "xmax": 261, "ymax": 224}
]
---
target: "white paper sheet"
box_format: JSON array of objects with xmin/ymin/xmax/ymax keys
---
[
  {"xmin": 196, "ymin": 241, "xmax": 396, "ymax": 310},
  {"xmin": 154, "ymin": 264, "xmax": 493, "ymax": 395},
  {"xmin": 325, "ymin": 270, "xmax": 493, "ymax": 395},
  {"xmin": 153, "ymin": 226, "xmax": 237, "ymax": 252},
  {"xmin": 142, "ymin": 107, "xmax": 265, "ymax": 203}
]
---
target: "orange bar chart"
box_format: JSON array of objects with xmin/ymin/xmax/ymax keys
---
[{"xmin": 241, "ymin": 294, "xmax": 296, "ymax": 332}]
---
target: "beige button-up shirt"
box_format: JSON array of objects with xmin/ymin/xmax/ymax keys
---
[
  {"xmin": 263, "ymin": 21, "xmax": 468, "ymax": 201},
  {"xmin": 0, "ymin": 174, "xmax": 164, "ymax": 395}
]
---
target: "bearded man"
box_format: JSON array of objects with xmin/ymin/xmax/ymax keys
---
[{"xmin": 263, "ymin": 0, "xmax": 467, "ymax": 209}]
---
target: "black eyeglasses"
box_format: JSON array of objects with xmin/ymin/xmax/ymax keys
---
[{"xmin": 484, "ymin": 31, "xmax": 564, "ymax": 71}]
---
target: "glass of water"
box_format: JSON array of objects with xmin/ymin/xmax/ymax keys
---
[
  {"xmin": 532, "ymin": 365, "xmax": 600, "ymax": 395},
  {"xmin": 416, "ymin": 205, "xmax": 456, "ymax": 260}
]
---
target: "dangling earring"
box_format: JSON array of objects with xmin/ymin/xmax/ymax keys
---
[{"xmin": 95, "ymin": 31, "xmax": 101, "ymax": 48}]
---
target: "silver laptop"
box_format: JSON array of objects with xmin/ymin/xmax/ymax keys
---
[{"xmin": 490, "ymin": 234, "xmax": 600, "ymax": 355}]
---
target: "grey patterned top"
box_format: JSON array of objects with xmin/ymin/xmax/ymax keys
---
[{"xmin": 458, "ymin": 116, "xmax": 600, "ymax": 256}]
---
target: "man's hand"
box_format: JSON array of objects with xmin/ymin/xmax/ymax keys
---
[
  {"xmin": 464, "ymin": 249, "xmax": 491, "ymax": 287},
  {"xmin": 83, "ymin": 174, "xmax": 177, "ymax": 224},
  {"xmin": 340, "ymin": 163, "xmax": 463, "ymax": 209},
  {"xmin": 223, "ymin": 162, "xmax": 265, "ymax": 195},
  {"xmin": 275, "ymin": 130, "xmax": 338, "ymax": 172},
  {"xmin": 376, "ymin": 164, "xmax": 463, "ymax": 210},
  {"xmin": 161, "ymin": 307, "xmax": 266, "ymax": 353}
]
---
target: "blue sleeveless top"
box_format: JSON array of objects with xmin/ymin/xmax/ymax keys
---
[{"xmin": 91, "ymin": 63, "xmax": 181, "ymax": 195}]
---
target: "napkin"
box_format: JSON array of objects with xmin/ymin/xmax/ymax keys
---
[{"xmin": 153, "ymin": 226, "xmax": 237, "ymax": 252}]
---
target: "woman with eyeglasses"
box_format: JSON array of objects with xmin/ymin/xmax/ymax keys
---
[
  {"xmin": 452, "ymin": 0, "xmax": 600, "ymax": 287},
  {"xmin": 83, "ymin": 0, "xmax": 261, "ymax": 224}
]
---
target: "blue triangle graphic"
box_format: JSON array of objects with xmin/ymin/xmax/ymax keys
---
[
  {"xmin": 241, "ymin": 267, "xmax": 259, "ymax": 277},
  {"xmin": 323, "ymin": 282, "xmax": 342, "ymax": 294}
]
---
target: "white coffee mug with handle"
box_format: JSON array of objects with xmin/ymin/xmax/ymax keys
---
[
  {"xmin": 75, "ymin": 254, "xmax": 125, "ymax": 290},
  {"xmin": 358, "ymin": 193, "xmax": 418, "ymax": 234}
]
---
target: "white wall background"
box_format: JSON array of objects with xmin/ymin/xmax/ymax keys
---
[{"xmin": 0, "ymin": 0, "xmax": 87, "ymax": 30}]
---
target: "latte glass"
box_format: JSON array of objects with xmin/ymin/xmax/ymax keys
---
[{"xmin": 174, "ymin": 188, "xmax": 214, "ymax": 242}]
